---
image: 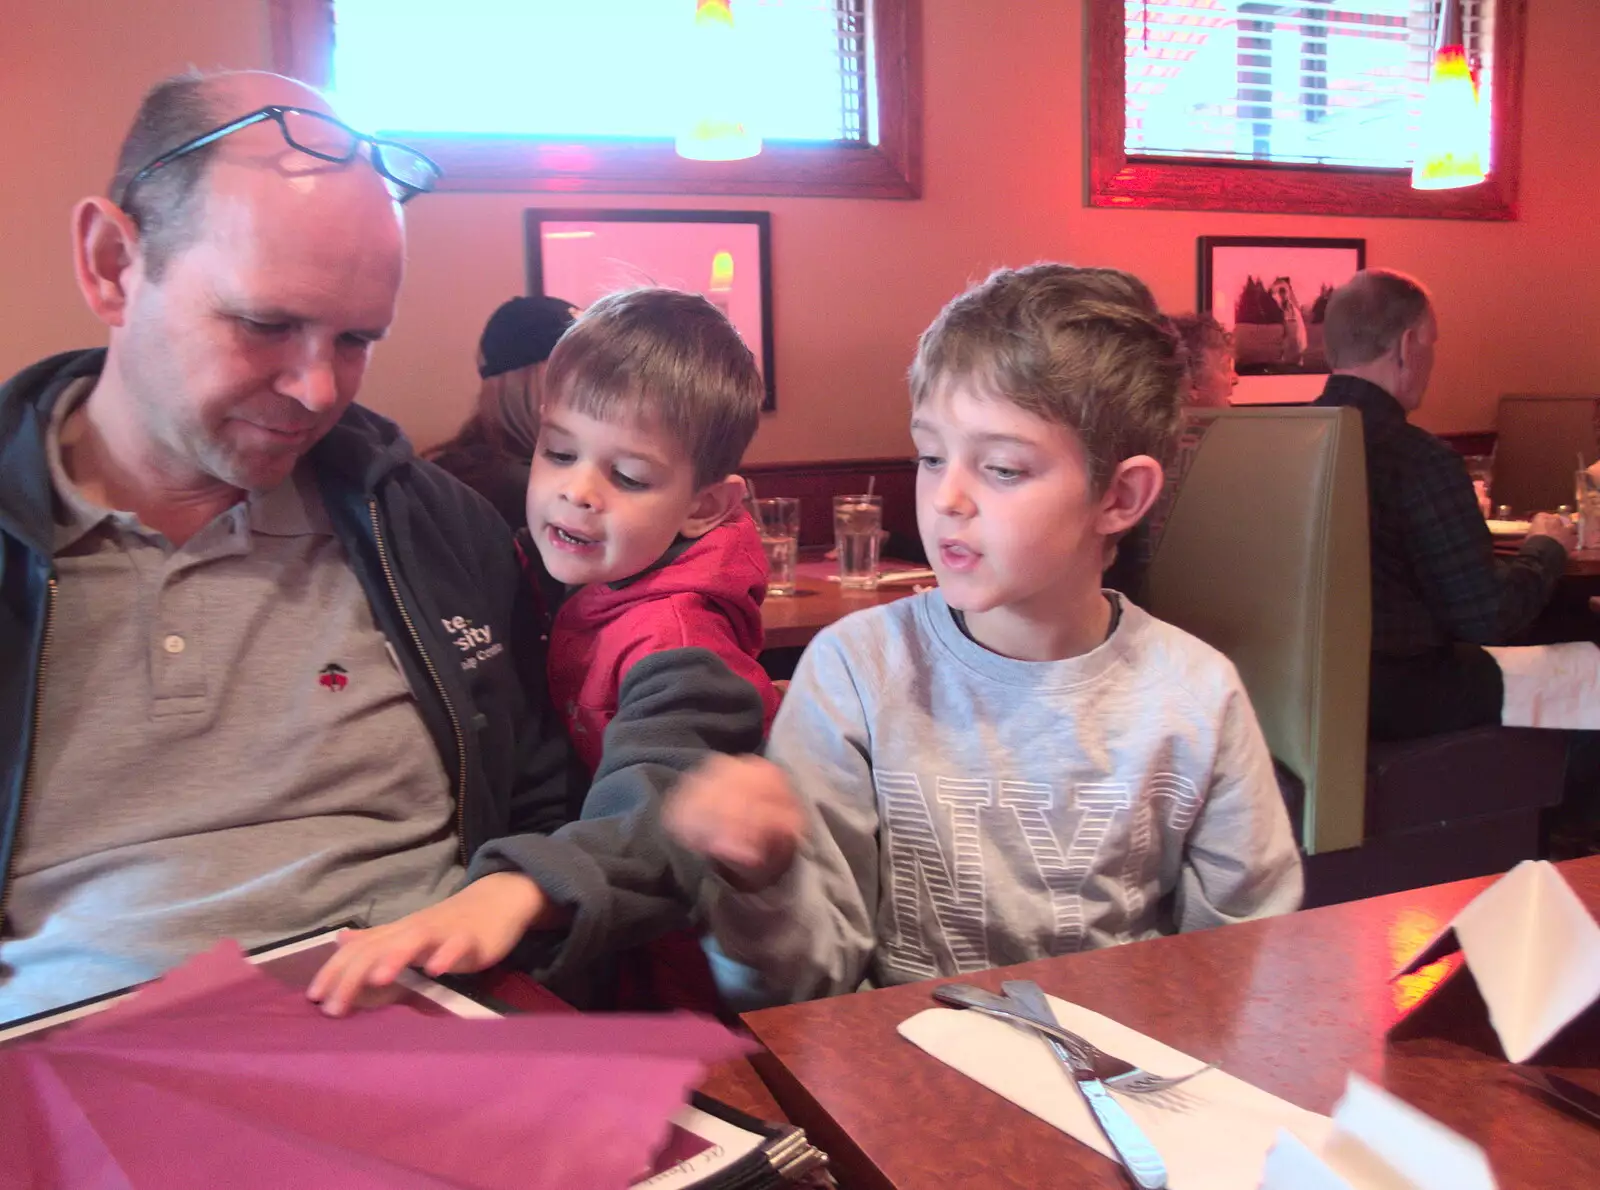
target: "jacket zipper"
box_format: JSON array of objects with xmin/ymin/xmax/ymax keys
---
[
  {"xmin": 1, "ymin": 576, "xmax": 57, "ymax": 936},
  {"xmin": 368, "ymin": 500, "xmax": 469, "ymax": 866}
]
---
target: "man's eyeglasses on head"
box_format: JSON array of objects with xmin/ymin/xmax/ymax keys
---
[{"xmin": 120, "ymin": 105, "xmax": 442, "ymax": 207}]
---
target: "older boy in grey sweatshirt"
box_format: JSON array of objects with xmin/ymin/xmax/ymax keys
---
[{"xmin": 685, "ymin": 265, "xmax": 1303, "ymax": 1003}]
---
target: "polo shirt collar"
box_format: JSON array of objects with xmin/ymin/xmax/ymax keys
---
[
  {"xmin": 249, "ymin": 464, "xmax": 331, "ymax": 538},
  {"xmin": 47, "ymin": 383, "xmax": 328, "ymax": 552},
  {"xmin": 46, "ymin": 377, "xmax": 140, "ymax": 553}
]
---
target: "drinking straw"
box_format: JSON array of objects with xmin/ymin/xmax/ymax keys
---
[{"xmin": 866, "ymin": 475, "xmax": 876, "ymax": 497}]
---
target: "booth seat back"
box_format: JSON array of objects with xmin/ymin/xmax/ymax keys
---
[
  {"xmin": 1492, "ymin": 394, "xmax": 1600, "ymax": 516},
  {"xmin": 1146, "ymin": 406, "xmax": 1372, "ymax": 855}
]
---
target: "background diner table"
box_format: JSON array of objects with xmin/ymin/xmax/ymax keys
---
[
  {"xmin": 740, "ymin": 857, "xmax": 1600, "ymax": 1190},
  {"xmin": 1492, "ymin": 535, "xmax": 1600, "ymax": 578},
  {"xmin": 761, "ymin": 552, "xmax": 929, "ymax": 651},
  {"xmin": 1492, "ymin": 535, "xmax": 1600, "ymax": 642}
]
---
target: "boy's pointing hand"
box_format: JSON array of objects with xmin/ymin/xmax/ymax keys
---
[{"xmin": 664, "ymin": 754, "xmax": 806, "ymax": 892}]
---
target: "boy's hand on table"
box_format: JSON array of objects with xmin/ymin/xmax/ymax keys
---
[
  {"xmin": 663, "ymin": 754, "xmax": 806, "ymax": 893},
  {"xmin": 306, "ymin": 872, "xmax": 567, "ymax": 1017}
]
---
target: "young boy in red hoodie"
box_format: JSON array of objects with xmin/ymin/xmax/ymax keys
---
[
  {"xmin": 522, "ymin": 288, "xmax": 779, "ymax": 1009},
  {"xmin": 303, "ymin": 291, "xmax": 781, "ymax": 1013},
  {"xmin": 525, "ymin": 287, "xmax": 779, "ymax": 768}
]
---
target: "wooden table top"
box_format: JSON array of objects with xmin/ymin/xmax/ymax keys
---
[
  {"xmin": 761, "ymin": 557, "xmax": 927, "ymax": 651},
  {"xmin": 475, "ymin": 966, "xmax": 788, "ymax": 1124},
  {"xmin": 1563, "ymin": 548, "xmax": 1600, "ymax": 578},
  {"xmin": 1495, "ymin": 541, "xmax": 1600, "ymax": 577},
  {"xmin": 699, "ymin": 1055, "xmax": 789, "ymax": 1121},
  {"xmin": 742, "ymin": 857, "xmax": 1600, "ymax": 1190}
]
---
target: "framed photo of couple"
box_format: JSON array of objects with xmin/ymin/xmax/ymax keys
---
[{"xmin": 1197, "ymin": 236, "xmax": 1367, "ymax": 396}]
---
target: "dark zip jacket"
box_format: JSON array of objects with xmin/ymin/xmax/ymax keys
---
[{"xmin": 0, "ymin": 350, "xmax": 763, "ymax": 1005}]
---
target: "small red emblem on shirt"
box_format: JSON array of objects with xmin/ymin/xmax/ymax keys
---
[{"xmin": 318, "ymin": 662, "xmax": 349, "ymax": 691}]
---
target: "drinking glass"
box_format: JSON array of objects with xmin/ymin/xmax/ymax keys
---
[
  {"xmin": 752, "ymin": 497, "xmax": 799, "ymax": 596},
  {"xmin": 1577, "ymin": 470, "xmax": 1600, "ymax": 550},
  {"xmin": 833, "ymin": 494, "xmax": 882, "ymax": 590}
]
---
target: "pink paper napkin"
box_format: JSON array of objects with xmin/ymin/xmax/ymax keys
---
[{"xmin": 0, "ymin": 943, "xmax": 751, "ymax": 1189}]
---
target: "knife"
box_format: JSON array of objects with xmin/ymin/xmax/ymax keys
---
[
  {"xmin": 1512, "ymin": 1066, "xmax": 1600, "ymax": 1127},
  {"xmin": 1001, "ymin": 980, "xmax": 1168, "ymax": 1190}
]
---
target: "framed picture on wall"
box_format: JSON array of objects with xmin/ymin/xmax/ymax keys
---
[
  {"xmin": 524, "ymin": 209, "xmax": 776, "ymax": 410},
  {"xmin": 1197, "ymin": 236, "xmax": 1366, "ymax": 380}
]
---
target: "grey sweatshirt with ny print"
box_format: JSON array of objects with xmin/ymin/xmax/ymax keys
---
[{"xmin": 705, "ymin": 590, "xmax": 1304, "ymax": 1002}]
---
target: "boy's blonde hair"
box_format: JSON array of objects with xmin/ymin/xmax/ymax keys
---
[
  {"xmin": 909, "ymin": 265, "xmax": 1185, "ymax": 489},
  {"xmin": 543, "ymin": 288, "xmax": 763, "ymax": 488}
]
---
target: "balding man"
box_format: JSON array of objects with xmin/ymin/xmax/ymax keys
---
[
  {"xmin": 1314, "ymin": 269, "xmax": 1575, "ymax": 740},
  {"xmin": 0, "ymin": 72, "xmax": 778, "ymax": 1022}
]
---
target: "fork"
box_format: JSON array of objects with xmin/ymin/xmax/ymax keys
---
[
  {"xmin": 1004, "ymin": 979, "xmax": 1168, "ymax": 1189},
  {"xmin": 931, "ymin": 983, "xmax": 1217, "ymax": 1095}
]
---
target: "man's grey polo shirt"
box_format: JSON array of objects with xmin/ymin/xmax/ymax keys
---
[{"xmin": 0, "ymin": 381, "xmax": 464, "ymax": 1023}]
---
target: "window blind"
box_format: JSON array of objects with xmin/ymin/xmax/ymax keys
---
[
  {"xmin": 1123, "ymin": 1, "xmax": 1491, "ymax": 170},
  {"xmin": 328, "ymin": 0, "xmax": 871, "ymax": 145}
]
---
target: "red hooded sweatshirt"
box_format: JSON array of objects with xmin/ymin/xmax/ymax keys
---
[{"xmin": 545, "ymin": 512, "xmax": 780, "ymax": 775}]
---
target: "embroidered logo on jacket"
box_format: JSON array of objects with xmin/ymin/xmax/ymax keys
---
[
  {"xmin": 318, "ymin": 662, "xmax": 349, "ymax": 691},
  {"xmin": 441, "ymin": 615, "xmax": 505, "ymax": 671}
]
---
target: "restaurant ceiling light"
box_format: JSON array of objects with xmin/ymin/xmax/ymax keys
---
[
  {"xmin": 1411, "ymin": 0, "xmax": 1486, "ymax": 191},
  {"xmin": 676, "ymin": 0, "xmax": 762, "ymax": 162}
]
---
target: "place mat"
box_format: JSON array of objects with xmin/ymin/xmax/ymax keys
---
[{"xmin": 899, "ymin": 995, "xmax": 1331, "ymax": 1190}]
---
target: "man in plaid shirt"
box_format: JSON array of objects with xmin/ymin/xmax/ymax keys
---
[{"xmin": 1314, "ymin": 269, "xmax": 1574, "ymax": 740}]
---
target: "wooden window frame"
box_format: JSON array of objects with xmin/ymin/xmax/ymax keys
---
[
  {"xmin": 269, "ymin": 0, "xmax": 922, "ymax": 199},
  {"xmin": 1085, "ymin": 0, "xmax": 1526, "ymax": 220}
]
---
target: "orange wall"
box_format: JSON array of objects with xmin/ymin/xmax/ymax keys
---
[{"xmin": 4, "ymin": 1, "xmax": 1598, "ymax": 463}]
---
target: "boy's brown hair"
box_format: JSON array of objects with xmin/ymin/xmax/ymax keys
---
[
  {"xmin": 909, "ymin": 264, "xmax": 1186, "ymax": 488},
  {"xmin": 543, "ymin": 288, "xmax": 763, "ymax": 488}
]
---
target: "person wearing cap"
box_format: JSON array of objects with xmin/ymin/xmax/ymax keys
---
[{"xmin": 427, "ymin": 295, "xmax": 577, "ymax": 529}]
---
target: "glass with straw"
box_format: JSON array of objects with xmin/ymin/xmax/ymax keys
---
[{"xmin": 834, "ymin": 475, "xmax": 882, "ymax": 590}]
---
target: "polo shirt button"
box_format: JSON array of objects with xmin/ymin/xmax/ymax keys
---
[{"xmin": 163, "ymin": 634, "xmax": 186, "ymax": 655}]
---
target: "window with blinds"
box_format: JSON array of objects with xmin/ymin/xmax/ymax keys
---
[
  {"xmin": 1123, "ymin": 1, "xmax": 1492, "ymax": 171},
  {"xmin": 328, "ymin": 0, "xmax": 872, "ymax": 145}
]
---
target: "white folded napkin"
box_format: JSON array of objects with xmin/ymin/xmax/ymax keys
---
[
  {"xmin": 898, "ymin": 994, "xmax": 1331, "ymax": 1190},
  {"xmin": 1260, "ymin": 1074, "xmax": 1497, "ymax": 1190},
  {"xmin": 1393, "ymin": 859, "xmax": 1600, "ymax": 1062},
  {"xmin": 1483, "ymin": 642, "xmax": 1600, "ymax": 730}
]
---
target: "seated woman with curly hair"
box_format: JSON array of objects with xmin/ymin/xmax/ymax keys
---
[{"xmin": 1171, "ymin": 311, "xmax": 1237, "ymax": 408}]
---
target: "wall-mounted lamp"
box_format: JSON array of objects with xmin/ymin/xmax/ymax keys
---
[
  {"xmin": 676, "ymin": 0, "xmax": 761, "ymax": 162},
  {"xmin": 1412, "ymin": 0, "xmax": 1486, "ymax": 191}
]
